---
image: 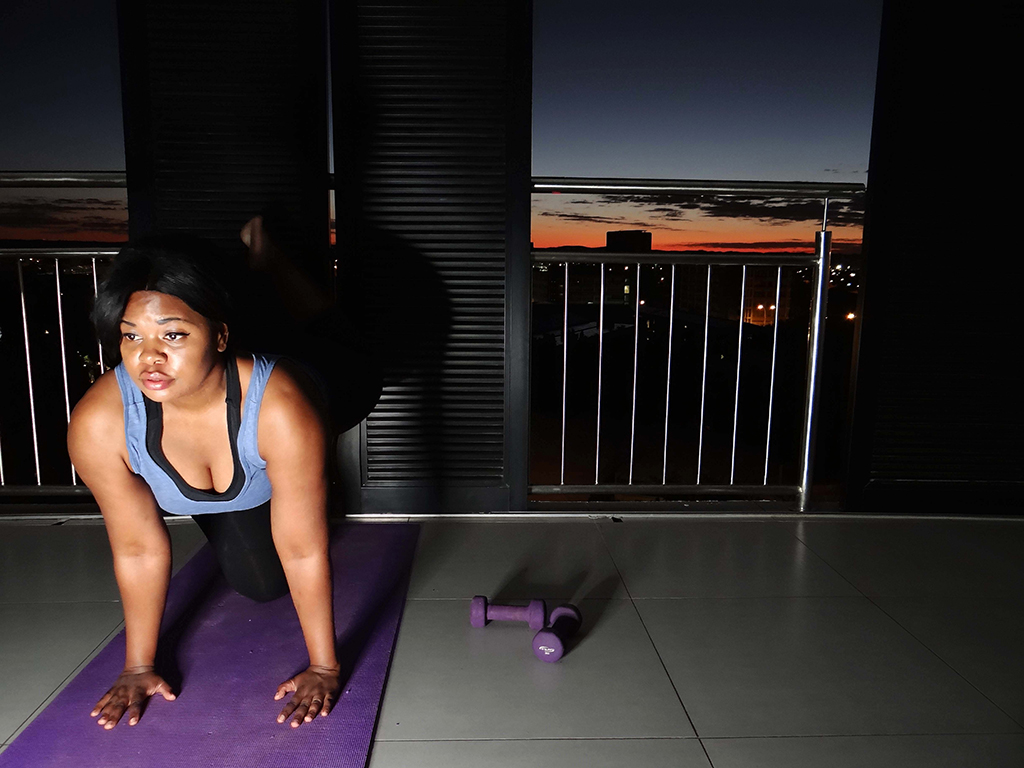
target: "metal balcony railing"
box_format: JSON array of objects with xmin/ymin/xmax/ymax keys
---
[
  {"xmin": 0, "ymin": 172, "xmax": 865, "ymax": 514},
  {"xmin": 0, "ymin": 171, "xmax": 125, "ymax": 495},
  {"xmin": 528, "ymin": 177, "xmax": 865, "ymax": 511}
]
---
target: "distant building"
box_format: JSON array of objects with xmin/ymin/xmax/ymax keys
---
[{"xmin": 606, "ymin": 229, "xmax": 652, "ymax": 252}]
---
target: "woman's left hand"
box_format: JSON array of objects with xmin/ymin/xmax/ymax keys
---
[{"xmin": 274, "ymin": 664, "xmax": 342, "ymax": 727}]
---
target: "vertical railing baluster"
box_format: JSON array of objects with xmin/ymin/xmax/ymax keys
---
[
  {"xmin": 798, "ymin": 199, "xmax": 832, "ymax": 512},
  {"xmin": 730, "ymin": 266, "xmax": 747, "ymax": 484},
  {"xmin": 17, "ymin": 259, "xmax": 42, "ymax": 485},
  {"xmin": 696, "ymin": 265, "xmax": 712, "ymax": 484},
  {"xmin": 560, "ymin": 261, "xmax": 569, "ymax": 485},
  {"xmin": 54, "ymin": 259, "xmax": 76, "ymax": 484},
  {"xmin": 92, "ymin": 257, "xmax": 106, "ymax": 374},
  {"xmin": 594, "ymin": 264, "xmax": 605, "ymax": 484},
  {"xmin": 662, "ymin": 264, "xmax": 676, "ymax": 484},
  {"xmin": 628, "ymin": 263, "xmax": 641, "ymax": 484},
  {"xmin": 763, "ymin": 266, "xmax": 782, "ymax": 485}
]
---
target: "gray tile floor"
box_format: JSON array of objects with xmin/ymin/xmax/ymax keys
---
[{"xmin": 1, "ymin": 515, "xmax": 1022, "ymax": 767}]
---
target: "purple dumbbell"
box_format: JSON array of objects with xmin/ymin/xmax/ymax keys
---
[
  {"xmin": 532, "ymin": 604, "xmax": 582, "ymax": 663},
  {"xmin": 470, "ymin": 596, "xmax": 547, "ymax": 631}
]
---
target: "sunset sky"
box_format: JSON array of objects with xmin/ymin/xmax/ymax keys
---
[{"xmin": 0, "ymin": 0, "xmax": 881, "ymax": 247}]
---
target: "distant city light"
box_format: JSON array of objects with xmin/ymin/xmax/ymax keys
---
[
  {"xmin": 770, "ymin": 305, "xmax": 776, "ymax": 310},
  {"xmin": 640, "ymin": 300, "xmax": 646, "ymax": 305},
  {"xmin": 757, "ymin": 304, "xmax": 764, "ymax": 310},
  {"xmin": 846, "ymin": 312, "xmax": 856, "ymax": 320}
]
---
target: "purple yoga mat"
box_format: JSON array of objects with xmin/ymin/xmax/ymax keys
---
[{"xmin": 2, "ymin": 523, "xmax": 419, "ymax": 768}]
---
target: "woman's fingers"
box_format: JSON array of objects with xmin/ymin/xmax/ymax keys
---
[
  {"xmin": 274, "ymin": 667, "xmax": 340, "ymax": 726},
  {"xmin": 92, "ymin": 672, "xmax": 174, "ymax": 728},
  {"xmin": 126, "ymin": 700, "xmax": 144, "ymax": 726},
  {"xmin": 277, "ymin": 694, "xmax": 299, "ymax": 724},
  {"xmin": 305, "ymin": 698, "xmax": 323, "ymax": 721},
  {"xmin": 91, "ymin": 692, "xmax": 112, "ymax": 717},
  {"xmin": 290, "ymin": 699, "xmax": 311, "ymax": 728},
  {"xmin": 99, "ymin": 701, "xmax": 126, "ymax": 729},
  {"xmin": 274, "ymin": 678, "xmax": 295, "ymax": 701}
]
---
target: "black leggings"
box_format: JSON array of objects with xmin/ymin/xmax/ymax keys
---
[{"xmin": 192, "ymin": 502, "xmax": 290, "ymax": 603}]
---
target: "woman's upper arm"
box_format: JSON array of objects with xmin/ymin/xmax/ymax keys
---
[
  {"xmin": 68, "ymin": 376, "xmax": 166, "ymax": 556},
  {"xmin": 258, "ymin": 363, "xmax": 329, "ymax": 557}
]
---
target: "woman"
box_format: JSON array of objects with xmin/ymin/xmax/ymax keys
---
[{"xmin": 68, "ymin": 219, "xmax": 341, "ymax": 730}]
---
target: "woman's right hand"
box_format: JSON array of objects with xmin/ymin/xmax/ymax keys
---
[{"xmin": 91, "ymin": 666, "xmax": 176, "ymax": 729}]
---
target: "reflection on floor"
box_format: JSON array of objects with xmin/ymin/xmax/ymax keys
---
[{"xmin": 1, "ymin": 515, "xmax": 1022, "ymax": 767}]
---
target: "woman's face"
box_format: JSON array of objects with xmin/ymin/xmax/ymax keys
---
[{"xmin": 119, "ymin": 291, "xmax": 228, "ymax": 403}]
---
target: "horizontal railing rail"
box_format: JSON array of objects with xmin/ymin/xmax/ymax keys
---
[
  {"xmin": 533, "ymin": 176, "xmax": 864, "ymax": 198},
  {"xmin": 532, "ymin": 251, "xmax": 819, "ymax": 267}
]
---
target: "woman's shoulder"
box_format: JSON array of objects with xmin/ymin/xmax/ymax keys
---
[
  {"xmin": 68, "ymin": 369, "xmax": 127, "ymax": 455},
  {"xmin": 256, "ymin": 359, "xmax": 326, "ymax": 453}
]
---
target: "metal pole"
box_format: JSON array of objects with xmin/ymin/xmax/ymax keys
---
[
  {"xmin": 54, "ymin": 259, "xmax": 76, "ymax": 484},
  {"xmin": 764, "ymin": 266, "xmax": 782, "ymax": 484},
  {"xmin": 595, "ymin": 265, "xmax": 605, "ymax": 484},
  {"xmin": 662, "ymin": 264, "xmax": 676, "ymax": 484},
  {"xmin": 92, "ymin": 258, "xmax": 106, "ymax": 374},
  {"xmin": 628, "ymin": 264, "xmax": 641, "ymax": 484},
  {"xmin": 560, "ymin": 262, "xmax": 569, "ymax": 485},
  {"xmin": 17, "ymin": 259, "xmax": 42, "ymax": 485},
  {"xmin": 798, "ymin": 228, "xmax": 832, "ymax": 512},
  {"xmin": 696, "ymin": 266, "xmax": 712, "ymax": 483},
  {"xmin": 730, "ymin": 266, "xmax": 747, "ymax": 484}
]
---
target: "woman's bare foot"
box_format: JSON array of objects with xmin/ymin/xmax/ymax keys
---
[
  {"xmin": 239, "ymin": 214, "xmax": 332, "ymax": 320},
  {"xmin": 240, "ymin": 215, "xmax": 285, "ymax": 273}
]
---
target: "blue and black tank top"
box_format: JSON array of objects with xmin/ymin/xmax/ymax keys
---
[{"xmin": 114, "ymin": 354, "xmax": 278, "ymax": 515}]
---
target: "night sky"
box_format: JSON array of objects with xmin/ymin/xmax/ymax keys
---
[
  {"xmin": 0, "ymin": 1, "xmax": 125, "ymax": 171},
  {"xmin": 0, "ymin": 0, "xmax": 882, "ymax": 245},
  {"xmin": 533, "ymin": 0, "xmax": 883, "ymax": 184}
]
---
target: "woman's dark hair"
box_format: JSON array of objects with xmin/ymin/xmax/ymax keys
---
[{"xmin": 92, "ymin": 235, "xmax": 235, "ymax": 366}]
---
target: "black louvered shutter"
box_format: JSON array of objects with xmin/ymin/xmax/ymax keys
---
[
  {"xmin": 846, "ymin": 3, "xmax": 1022, "ymax": 512},
  {"xmin": 331, "ymin": 0, "xmax": 531, "ymax": 513},
  {"xmin": 119, "ymin": 0, "xmax": 328, "ymax": 263}
]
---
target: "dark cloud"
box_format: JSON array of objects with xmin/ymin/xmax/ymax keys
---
[
  {"xmin": 580, "ymin": 193, "xmax": 865, "ymax": 227},
  {"xmin": 537, "ymin": 209, "xmax": 685, "ymax": 232}
]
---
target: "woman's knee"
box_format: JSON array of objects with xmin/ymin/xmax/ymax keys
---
[{"xmin": 223, "ymin": 566, "xmax": 289, "ymax": 603}]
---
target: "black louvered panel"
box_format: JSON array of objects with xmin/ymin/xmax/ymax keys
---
[
  {"xmin": 119, "ymin": 0, "xmax": 328, "ymax": 260},
  {"xmin": 334, "ymin": 1, "xmax": 515, "ymax": 490},
  {"xmin": 867, "ymin": 302, "xmax": 1020, "ymax": 484}
]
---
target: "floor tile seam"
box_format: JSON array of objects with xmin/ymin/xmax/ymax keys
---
[
  {"xmin": 788, "ymin": 529, "xmax": 871, "ymax": 598},
  {"xmin": 792, "ymin": 529, "xmax": 1024, "ymax": 731},
  {"xmin": 0, "ymin": 599, "xmax": 121, "ymax": 606},
  {"xmin": 5, "ymin": 619, "xmax": 126, "ymax": 743},
  {"xmin": 697, "ymin": 730, "xmax": 1024, "ymax": 740},
  {"xmin": 403, "ymin": 596, "xmax": 631, "ymax": 602},
  {"xmin": 628, "ymin": 594, "xmax": 872, "ymax": 601},
  {"xmin": 596, "ymin": 522, "xmax": 709, "ymax": 764},
  {"xmin": 372, "ymin": 736, "xmax": 703, "ymax": 743},
  {"xmin": 855, "ymin": 598, "xmax": 1024, "ymax": 732}
]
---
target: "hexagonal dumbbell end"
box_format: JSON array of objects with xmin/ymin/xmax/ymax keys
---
[
  {"xmin": 532, "ymin": 604, "xmax": 582, "ymax": 663},
  {"xmin": 470, "ymin": 596, "xmax": 547, "ymax": 630}
]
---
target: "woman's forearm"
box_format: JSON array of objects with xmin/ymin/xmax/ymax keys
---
[
  {"xmin": 113, "ymin": 548, "xmax": 171, "ymax": 669},
  {"xmin": 280, "ymin": 551, "xmax": 338, "ymax": 669}
]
